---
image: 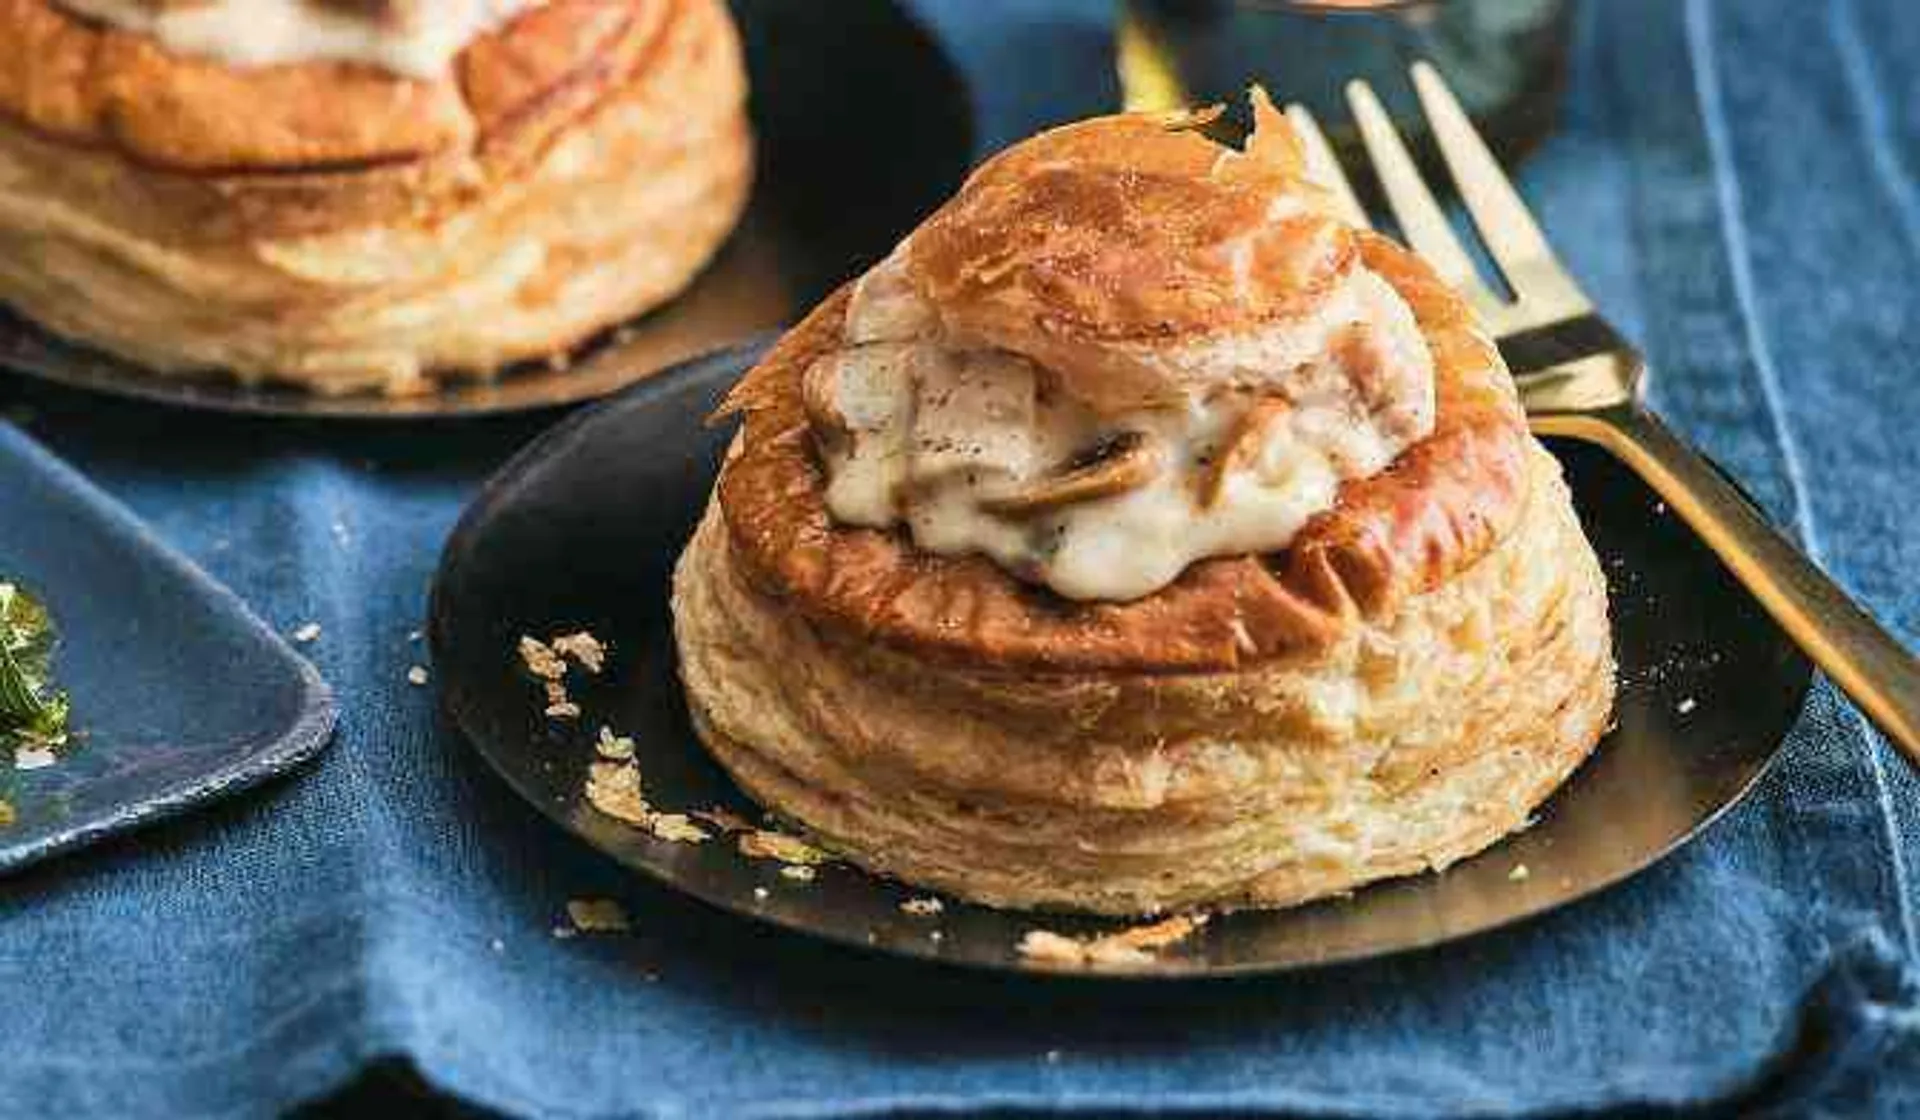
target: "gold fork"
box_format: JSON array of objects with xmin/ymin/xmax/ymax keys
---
[{"xmin": 1284, "ymin": 63, "xmax": 1920, "ymax": 765}]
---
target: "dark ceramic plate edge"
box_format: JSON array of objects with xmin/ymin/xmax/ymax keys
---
[
  {"xmin": 429, "ymin": 347, "xmax": 1813, "ymax": 982},
  {"xmin": 0, "ymin": 425, "xmax": 338, "ymax": 872}
]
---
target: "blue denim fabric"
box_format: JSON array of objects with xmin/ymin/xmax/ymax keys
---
[{"xmin": 3, "ymin": 0, "xmax": 1919, "ymax": 1115}]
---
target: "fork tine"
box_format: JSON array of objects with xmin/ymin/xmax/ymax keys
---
[
  {"xmin": 1410, "ymin": 62, "xmax": 1590, "ymax": 317},
  {"xmin": 1283, "ymin": 103, "xmax": 1370, "ymax": 230},
  {"xmin": 1344, "ymin": 80, "xmax": 1502, "ymax": 313}
]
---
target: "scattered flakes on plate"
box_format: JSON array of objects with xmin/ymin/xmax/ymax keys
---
[
  {"xmin": 1016, "ymin": 913, "xmax": 1210, "ymax": 968},
  {"xmin": 739, "ymin": 829, "xmax": 830, "ymax": 866},
  {"xmin": 648, "ymin": 813, "xmax": 711, "ymax": 844},
  {"xmin": 518, "ymin": 635, "xmax": 567, "ymax": 681},
  {"xmin": 520, "ymin": 630, "xmax": 605, "ymax": 721},
  {"xmin": 585, "ymin": 760, "xmax": 652, "ymax": 826},
  {"xmin": 691, "ymin": 806, "xmax": 755, "ymax": 834},
  {"xmin": 291, "ymin": 622, "xmax": 322, "ymax": 644},
  {"xmin": 583, "ymin": 756, "xmax": 710, "ymax": 844},
  {"xmin": 780, "ymin": 865, "xmax": 817, "ymax": 883},
  {"xmin": 13, "ymin": 745, "xmax": 57, "ymax": 771},
  {"xmin": 1016, "ymin": 930, "xmax": 1089, "ymax": 966},
  {"xmin": 900, "ymin": 897, "xmax": 944, "ymax": 918},
  {"xmin": 1508, "ymin": 863, "xmax": 1531, "ymax": 883},
  {"xmin": 550, "ymin": 631, "xmax": 606, "ymax": 675},
  {"xmin": 595, "ymin": 726, "xmax": 635, "ymax": 761},
  {"xmin": 565, "ymin": 898, "xmax": 631, "ymax": 934},
  {"xmin": 1677, "ymin": 696, "xmax": 1698, "ymax": 715},
  {"xmin": 406, "ymin": 666, "xmax": 430, "ymax": 686}
]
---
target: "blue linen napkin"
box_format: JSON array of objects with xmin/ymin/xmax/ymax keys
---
[{"xmin": 4, "ymin": 0, "xmax": 1920, "ymax": 1115}]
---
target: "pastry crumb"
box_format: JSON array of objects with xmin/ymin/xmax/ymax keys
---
[
  {"xmin": 583, "ymin": 758, "xmax": 709, "ymax": 844},
  {"xmin": 1676, "ymin": 697, "xmax": 1698, "ymax": 715},
  {"xmin": 1016, "ymin": 930, "xmax": 1089, "ymax": 965},
  {"xmin": 1508, "ymin": 863, "xmax": 1531, "ymax": 882},
  {"xmin": 291, "ymin": 622, "xmax": 321, "ymax": 644},
  {"xmin": 1017, "ymin": 914, "xmax": 1209, "ymax": 968},
  {"xmin": 900, "ymin": 897, "xmax": 944, "ymax": 918},
  {"xmin": 407, "ymin": 629, "xmax": 423, "ymax": 643},
  {"xmin": 585, "ymin": 761, "xmax": 652, "ymax": 825},
  {"xmin": 648, "ymin": 814, "xmax": 711, "ymax": 844},
  {"xmin": 541, "ymin": 680, "xmax": 580, "ymax": 721},
  {"xmin": 406, "ymin": 666, "xmax": 429, "ymax": 686},
  {"xmin": 752, "ymin": 886, "xmax": 769, "ymax": 901},
  {"xmin": 780, "ymin": 865, "xmax": 817, "ymax": 883},
  {"xmin": 521, "ymin": 631, "xmax": 603, "ymax": 720},
  {"xmin": 739, "ymin": 829, "xmax": 831, "ymax": 866},
  {"xmin": 518, "ymin": 635, "xmax": 567, "ymax": 680},
  {"xmin": 13, "ymin": 746, "xmax": 57, "ymax": 771},
  {"xmin": 595, "ymin": 726, "xmax": 635, "ymax": 761},
  {"xmin": 565, "ymin": 898, "xmax": 630, "ymax": 933},
  {"xmin": 551, "ymin": 631, "xmax": 607, "ymax": 674}
]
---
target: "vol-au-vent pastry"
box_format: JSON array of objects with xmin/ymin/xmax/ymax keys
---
[
  {"xmin": 673, "ymin": 93, "xmax": 1615, "ymax": 916},
  {"xmin": 0, "ymin": 0, "xmax": 752, "ymax": 395}
]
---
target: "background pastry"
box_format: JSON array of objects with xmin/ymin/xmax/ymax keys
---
[
  {"xmin": 673, "ymin": 95, "xmax": 1615, "ymax": 916},
  {"xmin": 0, "ymin": 0, "xmax": 752, "ymax": 396}
]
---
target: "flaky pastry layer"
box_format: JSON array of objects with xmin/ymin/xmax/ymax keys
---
[
  {"xmin": 0, "ymin": 0, "xmax": 750, "ymax": 394},
  {"xmin": 676, "ymin": 101, "xmax": 1615, "ymax": 915},
  {"xmin": 674, "ymin": 443, "xmax": 1614, "ymax": 914}
]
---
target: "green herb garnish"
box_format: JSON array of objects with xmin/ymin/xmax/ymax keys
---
[{"xmin": 0, "ymin": 582, "xmax": 68, "ymax": 752}]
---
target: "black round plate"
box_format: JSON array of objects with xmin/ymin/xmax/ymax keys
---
[
  {"xmin": 430, "ymin": 346, "xmax": 1815, "ymax": 979},
  {"xmin": 0, "ymin": 0, "xmax": 971, "ymax": 420}
]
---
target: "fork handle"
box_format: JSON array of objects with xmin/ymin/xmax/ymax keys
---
[{"xmin": 1539, "ymin": 405, "xmax": 1920, "ymax": 765}]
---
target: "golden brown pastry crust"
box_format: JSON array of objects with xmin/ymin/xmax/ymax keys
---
[
  {"xmin": 0, "ymin": 0, "xmax": 751, "ymax": 393},
  {"xmin": 904, "ymin": 106, "xmax": 1359, "ymax": 413},
  {"xmin": 2, "ymin": 0, "xmax": 655, "ymax": 219},
  {"xmin": 674, "ymin": 103, "xmax": 1615, "ymax": 915},
  {"xmin": 675, "ymin": 442, "xmax": 1613, "ymax": 914},
  {"xmin": 716, "ymin": 232, "xmax": 1528, "ymax": 672}
]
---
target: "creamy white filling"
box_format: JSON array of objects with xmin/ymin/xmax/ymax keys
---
[
  {"xmin": 811, "ymin": 252, "xmax": 1436, "ymax": 602},
  {"xmin": 58, "ymin": 0, "xmax": 540, "ymax": 77}
]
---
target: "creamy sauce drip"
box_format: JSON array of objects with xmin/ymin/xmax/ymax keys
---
[
  {"xmin": 811, "ymin": 251, "xmax": 1437, "ymax": 602},
  {"xmin": 58, "ymin": 0, "xmax": 541, "ymax": 77}
]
